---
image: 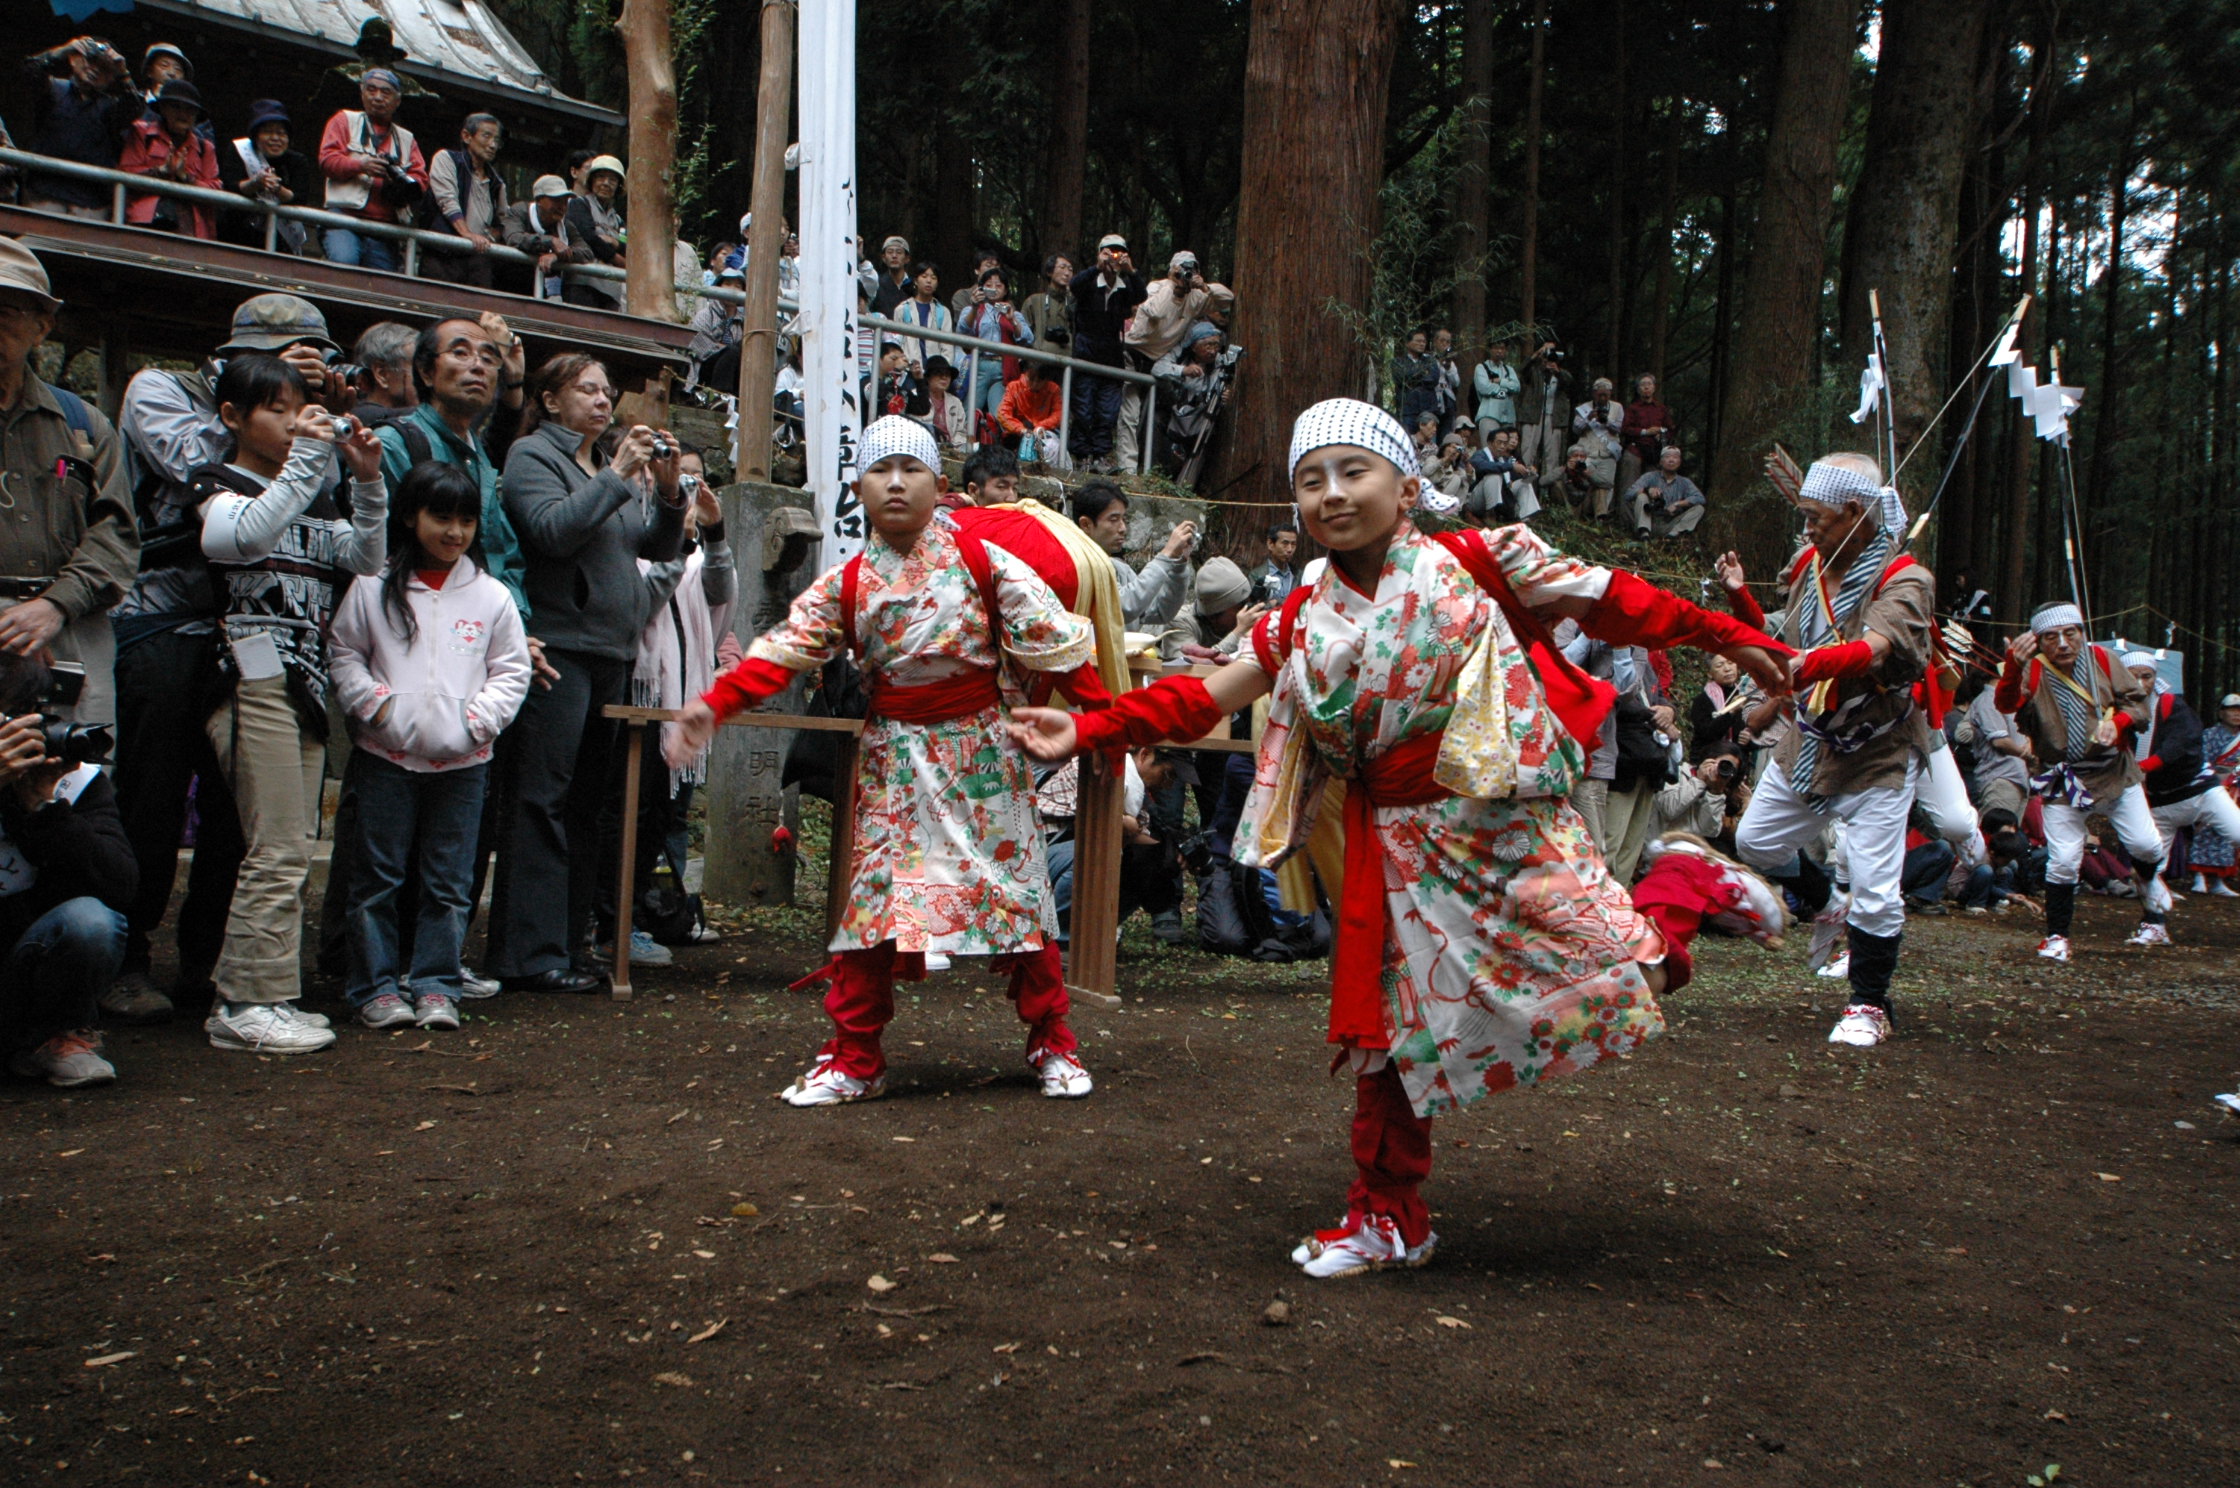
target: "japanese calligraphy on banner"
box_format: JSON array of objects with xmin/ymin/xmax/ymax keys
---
[{"xmin": 798, "ymin": 0, "xmax": 864, "ymax": 564}]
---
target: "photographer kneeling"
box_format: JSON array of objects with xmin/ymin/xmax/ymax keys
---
[{"xmin": 0, "ymin": 654, "xmax": 134, "ymax": 1088}]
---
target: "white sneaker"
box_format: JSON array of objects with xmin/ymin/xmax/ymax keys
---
[
  {"xmin": 1805, "ymin": 894, "xmax": 1850, "ymax": 970},
  {"xmin": 1827, "ymin": 1003, "xmax": 1893, "ymax": 1048},
  {"xmin": 356, "ymin": 993, "xmax": 416, "ymax": 1030},
  {"xmin": 922, "ymin": 951, "xmax": 952, "ymax": 973},
  {"xmin": 779, "ymin": 1059, "xmax": 885, "ymax": 1107},
  {"xmin": 1293, "ymin": 1214, "xmax": 1438, "ymax": 1279},
  {"xmin": 2125, "ymin": 921, "xmax": 2171, "ymax": 947},
  {"xmin": 1816, "ymin": 950, "xmax": 1851, "ymax": 980},
  {"xmin": 458, "ymin": 966, "xmax": 502, "ymax": 1000},
  {"xmin": 206, "ymin": 1001, "xmax": 337, "ymax": 1055},
  {"xmin": 2215, "ymin": 1092, "xmax": 2240, "ymax": 1117},
  {"xmin": 288, "ymin": 1006, "xmax": 332, "ymax": 1029},
  {"xmin": 1036, "ymin": 1051, "xmax": 1093, "ymax": 1099},
  {"xmin": 2191, "ymin": 874, "xmax": 2208, "ymax": 894},
  {"xmin": 2036, "ymin": 935, "xmax": 2071, "ymax": 962},
  {"xmin": 9, "ymin": 1030, "xmax": 115, "ymax": 1088},
  {"xmin": 2212, "ymin": 880, "xmax": 2240, "ymax": 899}
]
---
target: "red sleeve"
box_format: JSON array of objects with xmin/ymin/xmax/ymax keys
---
[
  {"xmin": 700, "ymin": 656, "xmax": 799, "ymax": 720},
  {"xmin": 1072, "ymin": 675, "xmax": 1223, "ymax": 755},
  {"xmin": 318, "ymin": 113, "xmax": 357, "ymax": 182},
  {"xmin": 1050, "ymin": 661, "xmax": 1113, "ymax": 712},
  {"xmin": 1722, "ymin": 583, "xmax": 1767, "ymax": 629},
  {"xmin": 1585, "ymin": 569, "xmax": 1792, "ymax": 659},
  {"xmin": 1794, "ymin": 639, "xmax": 1875, "ymax": 683},
  {"xmin": 1994, "ymin": 657, "xmax": 2035, "ymax": 715},
  {"xmin": 2139, "ymin": 755, "xmax": 2163, "ymax": 775},
  {"xmin": 190, "ymin": 137, "xmax": 220, "ymax": 189},
  {"xmin": 2110, "ymin": 710, "xmax": 2135, "ymax": 737},
  {"xmin": 116, "ymin": 126, "xmax": 154, "ymax": 175}
]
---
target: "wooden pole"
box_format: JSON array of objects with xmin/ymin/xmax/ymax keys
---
[
  {"xmin": 737, "ymin": 0, "xmax": 795, "ymax": 480},
  {"xmin": 611, "ymin": 723, "xmax": 645, "ymax": 999},
  {"xmin": 1065, "ymin": 754, "xmax": 1125, "ymax": 1011},
  {"xmin": 618, "ymin": 0, "xmax": 681, "ymax": 322}
]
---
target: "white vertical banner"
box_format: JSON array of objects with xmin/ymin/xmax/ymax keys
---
[{"xmin": 797, "ymin": 0, "xmax": 863, "ymax": 564}]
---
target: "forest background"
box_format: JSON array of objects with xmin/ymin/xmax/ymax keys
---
[{"xmin": 494, "ymin": 0, "xmax": 2240, "ymax": 692}]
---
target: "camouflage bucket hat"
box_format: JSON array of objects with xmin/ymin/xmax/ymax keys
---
[{"xmin": 219, "ymin": 294, "xmax": 338, "ymax": 354}]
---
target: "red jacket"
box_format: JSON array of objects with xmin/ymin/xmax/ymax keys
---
[{"xmin": 118, "ymin": 118, "xmax": 220, "ymax": 238}]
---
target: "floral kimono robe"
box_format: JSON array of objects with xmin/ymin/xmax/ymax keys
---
[
  {"xmin": 1235, "ymin": 523, "xmax": 1666, "ymax": 1118},
  {"xmin": 744, "ymin": 525, "xmax": 1094, "ymax": 956}
]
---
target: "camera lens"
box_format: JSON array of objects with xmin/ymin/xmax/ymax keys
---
[{"xmin": 330, "ymin": 417, "xmax": 352, "ymax": 441}]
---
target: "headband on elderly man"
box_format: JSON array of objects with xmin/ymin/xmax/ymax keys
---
[
  {"xmin": 1288, "ymin": 398, "xmax": 1420, "ymax": 480},
  {"xmin": 2029, "ymin": 602, "xmax": 2085, "ymax": 634},
  {"xmin": 1797, "ymin": 458, "xmax": 1907, "ymax": 541},
  {"xmin": 857, "ymin": 415, "xmax": 941, "ymax": 474}
]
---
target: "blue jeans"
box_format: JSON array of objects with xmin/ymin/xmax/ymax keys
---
[
  {"xmin": 968, "ymin": 362, "xmax": 1008, "ymax": 421},
  {"xmin": 343, "ymin": 752, "xmax": 488, "ymax": 1007},
  {"xmin": 322, "ymin": 225, "xmax": 400, "ymax": 273},
  {"xmin": 4, "ymin": 897, "xmax": 126, "ymax": 1048},
  {"xmin": 1068, "ymin": 368, "xmax": 1125, "ymax": 461}
]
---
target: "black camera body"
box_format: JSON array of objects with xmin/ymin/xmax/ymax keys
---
[
  {"xmin": 34, "ymin": 663, "xmax": 112, "ymax": 766},
  {"xmin": 323, "ymin": 348, "xmax": 366, "ymax": 393}
]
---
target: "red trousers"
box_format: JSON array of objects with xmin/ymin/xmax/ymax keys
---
[
  {"xmin": 1346, "ymin": 1061, "xmax": 1435, "ymax": 1246},
  {"xmin": 815, "ymin": 941, "xmax": 1076, "ymax": 1078}
]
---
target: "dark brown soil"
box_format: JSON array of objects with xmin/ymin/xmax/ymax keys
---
[{"xmin": 4, "ymin": 889, "xmax": 2238, "ymax": 1486}]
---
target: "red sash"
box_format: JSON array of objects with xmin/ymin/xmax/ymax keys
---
[
  {"xmin": 866, "ymin": 667, "xmax": 1002, "ymax": 725},
  {"xmin": 1328, "ymin": 729, "xmax": 1452, "ymax": 1048}
]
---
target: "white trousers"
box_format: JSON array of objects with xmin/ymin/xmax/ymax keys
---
[
  {"xmin": 1916, "ymin": 739, "xmax": 1987, "ymax": 867},
  {"xmin": 2042, "ymin": 783, "xmax": 2171, "ymax": 913},
  {"xmin": 2150, "ymin": 786, "xmax": 2240, "ymax": 871},
  {"xmin": 1736, "ymin": 757, "xmax": 1917, "ymax": 938}
]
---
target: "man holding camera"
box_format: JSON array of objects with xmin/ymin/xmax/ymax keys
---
[
  {"xmin": 0, "ymin": 652, "xmax": 134, "ymax": 1088},
  {"xmin": 1515, "ymin": 340, "xmax": 1573, "ymax": 471},
  {"xmin": 1623, "ymin": 444, "xmax": 1706, "ymax": 537},
  {"xmin": 108, "ymin": 293, "xmax": 340, "ymax": 1024},
  {"xmin": 1117, "ymin": 250, "xmax": 1225, "ymax": 472},
  {"xmin": 1068, "ymin": 234, "xmax": 1149, "ymax": 473},
  {"xmin": 21, "ymin": 36, "xmax": 136, "ymax": 219},
  {"xmin": 1649, "ymin": 743, "xmax": 1752, "ymax": 855},
  {"xmin": 316, "ymin": 67, "xmax": 426, "ymax": 272},
  {"xmin": 0, "ymin": 240, "xmax": 138, "ymax": 732}
]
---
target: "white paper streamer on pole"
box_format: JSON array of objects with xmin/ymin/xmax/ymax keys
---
[
  {"xmin": 798, "ymin": 0, "xmax": 864, "ymax": 565},
  {"xmin": 1846, "ymin": 351, "xmax": 1887, "ymax": 426}
]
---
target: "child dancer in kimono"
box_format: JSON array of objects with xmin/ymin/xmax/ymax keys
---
[
  {"xmin": 1009, "ymin": 399, "xmax": 1791, "ymax": 1278},
  {"xmin": 667, "ymin": 418, "xmax": 1108, "ymax": 1104}
]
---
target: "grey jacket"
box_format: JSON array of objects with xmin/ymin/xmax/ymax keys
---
[{"xmin": 502, "ymin": 421, "xmax": 686, "ymax": 660}]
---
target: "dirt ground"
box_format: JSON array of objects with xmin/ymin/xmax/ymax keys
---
[{"xmin": 3, "ymin": 882, "xmax": 2239, "ymax": 1487}]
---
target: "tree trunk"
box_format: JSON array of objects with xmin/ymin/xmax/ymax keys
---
[
  {"xmin": 1604, "ymin": 2, "xmax": 1629, "ymax": 377},
  {"xmin": 1519, "ymin": 0, "xmax": 1549, "ymax": 334},
  {"xmin": 1835, "ymin": 0, "xmax": 1995, "ymax": 470},
  {"xmin": 2085, "ymin": 95, "xmax": 2138, "ymax": 540},
  {"xmin": 1704, "ymin": 0, "xmax": 1861, "ymax": 571},
  {"xmin": 618, "ymin": 0, "xmax": 681, "ymax": 322},
  {"xmin": 734, "ymin": 0, "xmax": 793, "ymax": 481},
  {"xmin": 1452, "ymin": 0, "xmax": 1494, "ymax": 358},
  {"xmin": 1216, "ymin": 0, "xmax": 1404, "ymax": 535},
  {"xmin": 931, "ymin": 102, "xmax": 975, "ymax": 290},
  {"xmin": 1647, "ymin": 104, "xmax": 1680, "ymax": 387},
  {"xmin": 1704, "ymin": 186, "xmax": 1738, "ymax": 488},
  {"xmin": 1039, "ymin": 0, "xmax": 1091, "ymax": 266}
]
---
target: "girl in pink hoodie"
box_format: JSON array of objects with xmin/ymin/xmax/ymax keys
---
[{"xmin": 329, "ymin": 464, "xmax": 531, "ymax": 1031}]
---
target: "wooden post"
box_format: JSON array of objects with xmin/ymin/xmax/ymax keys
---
[
  {"xmin": 823, "ymin": 734, "xmax": 859, "ymax": 938},
  {"xmin": 617, "ymin": 0, "xmax": 681, "ymax": 322},
  {"xmin": 737, "ymin": 0, "xmax": 794, "ymax": 479},
  {"xmin": 611, "ymin": 722, "xmax": 646, "ymax": 999},
  {"xmin": 1066, "ymin": 752, "xmax": 1124, "ymax": 1011}
]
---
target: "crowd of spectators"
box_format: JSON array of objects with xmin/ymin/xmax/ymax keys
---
[
  {"xmin": 8, "ymin": 33, "xmax": 1252, "ymax": 490},
  {"xmin": 1397, "ymin": 326, "xmax": 1704, "ymax": 539}
]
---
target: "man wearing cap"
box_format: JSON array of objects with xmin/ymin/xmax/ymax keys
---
[
  {"xmin": 424, "ymin": 114, "xmax": 509, "ymax": 289},
  {"xmin": 502, "ymin": 175, "xmax": 587, "ymax": 299},
  {"xmin": 1117, "ymin": 250, "xmax": 1228, "ymax": 471},
  {"xmin": 1733, "ymin": 453, "xmax": 1935, "ymax": 1049},
  {"xmin": 1068, "ymin": 234, "xmax": 1148, "ymax": 472},
  {"xmin": 2124, "ymin": 653, "xmax": 2240, "ymax": 897},
  {"xmin": 863, "ymin": 235, "xmax": 915, "ymax": 316},
  {"xmin": 105, "ymin": 294, "xmax": 343, "ymax": 1023},
  {"xmin": 563, "ymin": 156, "xmax": 628, "ymax": 308},
  {"xmin": 0, "ymin": 238, "xmax": 137, "ymax": 720},
  {"xmin": 317, "ymin": 67, "xmax": 426, "ymax": 271},
  {"xmin": 118, "ymin": 79, "xmax": 219, "ymax": 238},
  {"xmin": 22, "ymin": 36, "xmax": 136, "ymax": 219},
  {"xmin": 1996, "ymin": 607, "xmax": 2171, "ymax": 958}
]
